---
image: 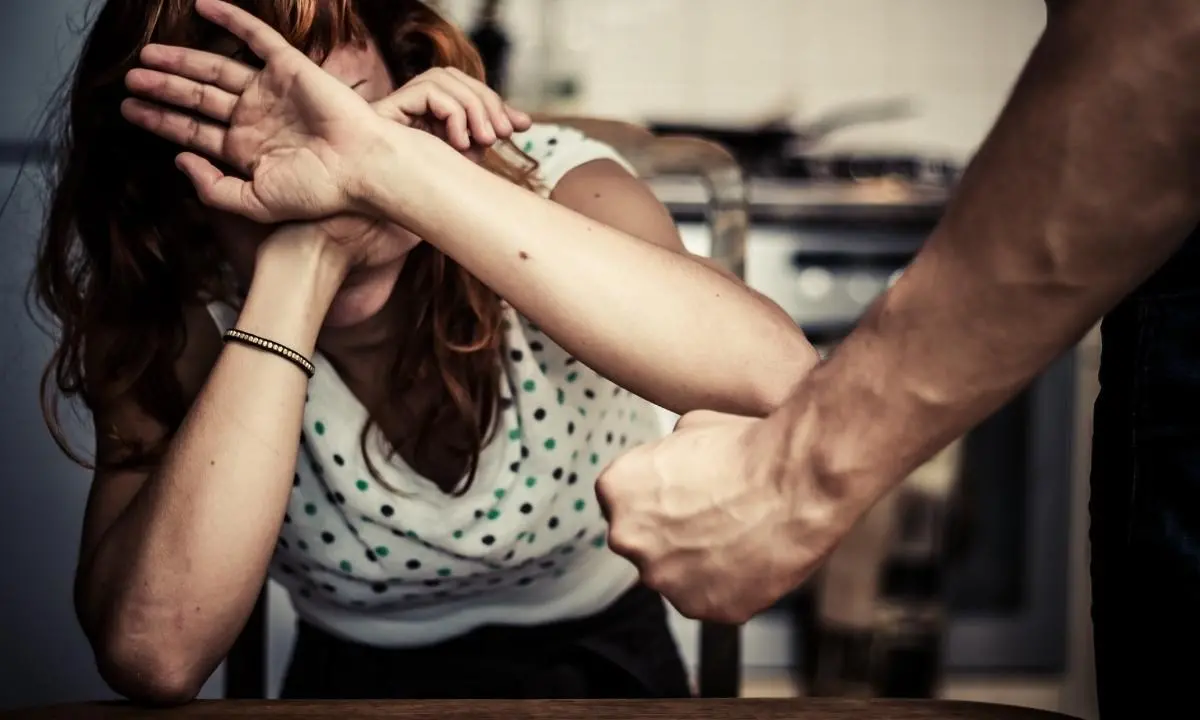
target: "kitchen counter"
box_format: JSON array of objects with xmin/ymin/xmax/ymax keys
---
[{"xmin": 647, "ymin": 176, "xmax": 952, "ymax": 226}]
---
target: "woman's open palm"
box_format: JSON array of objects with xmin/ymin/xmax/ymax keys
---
[{"xmin": 121, "ymin": 0, "xmax": 383, "ymax": 223}]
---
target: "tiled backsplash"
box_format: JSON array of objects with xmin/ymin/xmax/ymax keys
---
[{"xmin": 440, "ymin": 0, "xmax": 1046, "ymax": 160}]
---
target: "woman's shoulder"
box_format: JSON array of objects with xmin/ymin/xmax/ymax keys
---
[{"xmin": 513, "ymin": 123, "xmax": 637, "ymax": 193}]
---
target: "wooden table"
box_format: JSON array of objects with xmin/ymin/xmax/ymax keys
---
[{"xmin": 5, "ymin": 699, "xmax": 1080, "ymax": 719}]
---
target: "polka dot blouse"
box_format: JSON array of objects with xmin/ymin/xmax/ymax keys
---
[{"xmin": 205, "ymin": 125, "xmax": 665, "ymax": 648}]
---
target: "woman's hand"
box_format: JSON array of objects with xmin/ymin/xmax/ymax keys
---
[
  {"xmin": 120, "ymin": 0, "xmax": 396, "ymax": 223},
  {"xmin": 373, "ymin": 68, "xmax": 531, "ymax": 158}
]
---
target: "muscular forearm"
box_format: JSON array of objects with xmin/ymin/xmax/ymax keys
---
[
  {"xmin": 82, "ymin": 232, "xmax": 341, "ymax": 701},
  {"xmin": 777, "ymin": 0, "xmax": 1200, "ymax": 490},
  {"xmin": 358, "ymin": 134, "xmax": 817, "ymax": 416}
]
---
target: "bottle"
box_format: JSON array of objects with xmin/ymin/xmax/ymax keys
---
[{"xmin": 469, "ymin": 0, "xmax": 511, "ymax": 96}]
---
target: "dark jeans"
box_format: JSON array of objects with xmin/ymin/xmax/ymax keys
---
[
  {"xmin": 1091, "ymin": 228, "xmax": 1200, "ymax": 717},
  {"xmin": 279, "ymin": 583, "xmax": 691, "ymax": 699}
]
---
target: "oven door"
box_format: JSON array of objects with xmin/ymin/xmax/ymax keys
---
[{"xmin": 675, "ymin": 221, "xmax": 1073, "ymax": 675}]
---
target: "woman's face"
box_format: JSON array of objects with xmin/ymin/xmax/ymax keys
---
[{"xmin": 212, "ymin": 38, "xmax": 420, "ymax": 329}]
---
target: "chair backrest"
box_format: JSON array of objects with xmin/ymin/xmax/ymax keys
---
[{"xmin": 224, "ymin": 116, "xmax": 748, "ymax": 701}]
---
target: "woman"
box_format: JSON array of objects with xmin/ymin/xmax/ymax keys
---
[{"xmin": 37, "ymin": 0, "xmax": 818, "ymax": 704}]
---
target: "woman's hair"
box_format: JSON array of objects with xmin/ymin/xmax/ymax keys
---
[{"xmin": 34, "ymin": 0, "xmax": 536, "ymax": 494}]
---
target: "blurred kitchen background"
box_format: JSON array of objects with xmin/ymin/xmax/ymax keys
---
[{"xmin": 0, "ymin": 1, "xmax": 1098, "ymax": 718}]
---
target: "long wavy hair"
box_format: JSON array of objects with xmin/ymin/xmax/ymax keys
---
[{"xmin": 34, "ymin": 0, "xmax": 537, "ymax": 494}]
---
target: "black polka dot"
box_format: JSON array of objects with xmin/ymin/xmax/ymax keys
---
[
  {"xmin": 606, "ymin": 432, "xmax": 614, "ymax": 444},
  {"xmin": 521, "ymin": 446, "xmax": 530, "ymax": 459},
  {"xmin": 518, "ymin": 577, "xmax": 534, "ymax": 586},
  {"xmin": 530, "ymin": 341, "xmax": 544, "ymax": 352},
  {"xmin": 509, "ymin": 462, "xmax": 521, "ymax": 473},
  {"xmin": 575, "ymin": 529, "xmax": 587, "ymax": 540},
  {"xmin": 310, "ymin": 459, "xmax": 323, "ymax": 475},
  {"xmin": 321, "ymin": 531, "xmax": 335, "ymax": 544},
  {"xmin": 321, "ymin": 583, "xmax": 337, "ymax": 593},
  {"xmin": 547, "ymin": 137, "xmax": 558, "ymax": 146},
  {"xmin": 548, "ymin": 517, "xmax": 559, "ymax": 529},
  {"xmin": 298, "ymin": 587, "xmax": 312, "ymax": 599},
  {"xmin": 612, "ymin": 387, "xmax": 621, "ymax": 397},
  {"xmin": 365, "ymin": 549, "xmax": 377, "ymax": 562},
  {"xmin": 539, "ymin": 560, "xmax": 555, "ymax": 569},
  {"xmin": 298, "ymin": 540, "xmax": 309, "ymax": 551},
  {"xmin": 325, "ymin": 491, "xmax": 337, "ymax": 504},
  {"xmin": 585, "ymin": 432, "xmax": 594, "ymax": 442},
  {"xmin": 482, "ymin": 535, "xmax": 496, "ymax": 546},
  {"xmin": 520, "ymin": 503, "xmax": 533, "ymax": 514},
  {"xmin": 278, "ymin": 538, "xmax": 289, "ymax": 549},
  {"xmin": 333, "ymin": 454, "xmax": 345, "ymax": 466},
  {"xmin": 552, "ymin": 467, "xmax": 564, "ymax": 480},
  {"xmin": 423, "ymin": 579, "xmax": 441, "ymax": 588},
  {"xmin": 406, "ymin": 559, "xmax": 421, "ymax": 570},
  {"xmin": 560, "ymin": 546, "xmax": 575, "ymax": 555},
  {"xmin": 475, "ymin": 509, "xmax": 485, "ymax": 519},
  {"xmin": 392, "ymin": 528, "xmax": 405, "ymax": 537},
  {"xmin": 381, "ymin": 505, "xmax": 395, "ymax": 517},
  {"xmin": 280, "ymin": 564, "xmax": 295, "ymax": 575},
  {"xmin": 510, "ymin": 349, "xmax": 523, "ymax": 362},
  {"xmin": 293, "ymin": 474, "xmax": 300, "ymax": 487},
  {"xmin": 619, "ymin": 434, "xmax": 627, "ymax": 446},
  {"xmin": 533, "ymin": 408, "xmax": 546, "ymax": 421},
  {"xmin": 504, "ymin": 550, "xmax": 516, "ymax": 561},
  {"xmin": 349, "ymin": 526, "xmax": 359, "ymax": 536},
  {"xmin": 334, "ymin": 492, "xmax": 346, "ymax": 504},
  {"xmin": 284, "ymin": 513, "xmax": 292, "ymax": 524},
  {"xmin": 584, "ymin": 389, "xmax": 596, "ymax": 400},
  {"xmin": 488, "ymin": 576, "xmax": 503, "ymax": 585},
  {"xmin": 500, "ymin": 396, "xmax": 514, "ymax": 410},
  {"xmin": 371, "ymin": 582, "xmax": 388, "ymax": 594},
  {"xmin": 567, "ymin": 421, "xmax": 575, "ymax": 435},
  {"xmin": 564, "ymin": 356, "xmax": 577, "ymax": 366},
  {"xmin": 567, "ymin": 472, "xmax": 578, "ymax": 485}
]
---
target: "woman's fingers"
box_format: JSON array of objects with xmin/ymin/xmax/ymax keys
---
[
  {"xmin": 443, "ymin": 67, "xmax": 512, "ymax": 137},
  {"xmin": 120, "ymin": 98, "xmax": 228, "ymax": 160},
  {"xmin": 176, "ymin": 152, "xmax": 271, "ymax": 222},
  {"xmin": 193, "ymin": 0, "xmax": 294, "ymax": 61},
  {"xmin": 416, "ymin": 71, "xmax": 496, "ymax": 145},
  {"xmin": 139, "ymin": 44, "xmax": 255, "ymax": 94},
  {"xmin": 420, "ymin": 86, "xmax": 472, "ymax": 150},
  {"xmin": 126, "ymin": 68, "xmax": 238, "ymax": 122}
]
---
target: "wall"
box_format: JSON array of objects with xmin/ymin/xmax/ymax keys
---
[{"xmin": 439, "ymin": 0, "xmax": 1046, "ymax": 160}]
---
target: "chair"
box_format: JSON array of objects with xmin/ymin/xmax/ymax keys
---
[{"xmin": 224, "ymin": 116, "xmax": 748, "ymax": 701}]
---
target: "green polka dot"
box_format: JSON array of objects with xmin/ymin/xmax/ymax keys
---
[
  {"xmin": 525, "ymin": 476, "xmax": 537, "ymax": 488},
  {"xmin": 517, "ymin": 532, "xmax": 527, "ymax": 540},
  {"xmin": 453, "ymin": 530, "xmax": 464, "ymax": 539},
  {"xmin": 339, "ymin": 560, "xmax": 352, "ymax": 572},
  {"xmin": 437, "ymin": 568, "xmax": 452, "ymax": 577},
  {"xmin": 557, "ymin": 389, "xmax": 565, "ymax": 405},
  {"xmin": 314, "ymin": 421, "xmax": 325, "ymax": 435},
  {"xmin": 574, "ymin": 499, "xmax": 587, "ymax": 512},
  {"xmin": 592, "ymin": 534, "xmax": 606, "ymax": 548},
  {"xmin": 523, "ymin": 140, "xmax": 534, "ymax": 152},
  {"xmin": 544, "ymin": 438, "xmax": 556, "ymax": 450},
  {"xmin": 526, "ymin": 533, "xmax": 537, "ymax": 544},
  {"xmin": 631, "ymin": 411, "xmax": 639, "ymax": 421},
  {"xmin": 509, "ymin": 428, "xmax": 521, "ymax": 441},
  {"xmin": 539, "ymin": 362, "xmax": 548, "ymax": 373},
  {"xmin": 376, "ymin": 546, "xmax": 390, "ymax": 557},
  {"xmin": 304, "ymin": 503, "xmax": 318, "ymax": 516},
  {"xmin": 494, "ymin": 488, "xmax": 506, "ymax": 499},
  {"xmin": 571, "ymin": 450, "xmax": 580, "ymax": 460},
  {"xmin": 578, "ymin": 407, "xmax": 587, "ymax": 417},
  {"xmin": 523, "ymin": 379, "xmax": 536, "ymax": 392},
  {"xmin": 487, "ymin": 509, "xmax": 501, "ymax": 520},
  {"xmin": 566, "ymin": 371, "xmax": 579, "ymax": 383},
  {"xmin": 591, "ymin": 453, "xmax": 600, "ymax": 465},
  {"xmin": 355, "ymin": 479, "xmax": 369, "ymax": 491},
  {"xmin": 502, "ymin": 319, "xmax": 512, "ymax": 331}
]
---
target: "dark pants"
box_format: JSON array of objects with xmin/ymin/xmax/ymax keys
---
[
  {"xmin": 1091, "ymin": 229, "xmax": 1200, "ymax": 717},
  {"xmin": 280, "ymin": 583, "xmax": 692, "ymax": 699}
]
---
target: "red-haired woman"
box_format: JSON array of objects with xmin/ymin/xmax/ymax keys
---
[{"xmin": 36, "ymin": 0, "xmax": 818, "ymax": 703}]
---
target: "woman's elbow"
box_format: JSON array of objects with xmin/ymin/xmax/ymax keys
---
[{"xmin": 94, "ymin": 631, "xmax": 207, "ymax": 706}]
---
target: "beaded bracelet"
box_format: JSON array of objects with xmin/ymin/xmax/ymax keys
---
[{"xmin": 223, "ymin": 328, "xmax": 315, "ymax": 379}]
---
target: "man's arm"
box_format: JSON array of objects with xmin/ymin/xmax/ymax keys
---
[{"xmin": 782, "ymin": 0, "xmax": 1200, "ymax": 492}]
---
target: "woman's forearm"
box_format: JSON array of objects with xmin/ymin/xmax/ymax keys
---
[
  {"xmin": 81, "ymin": 232, "xmax": 342, "ymax": 702},
  {"xmin": 356, "ymin": 132, "xmax": 818, "ymax": 416}
]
